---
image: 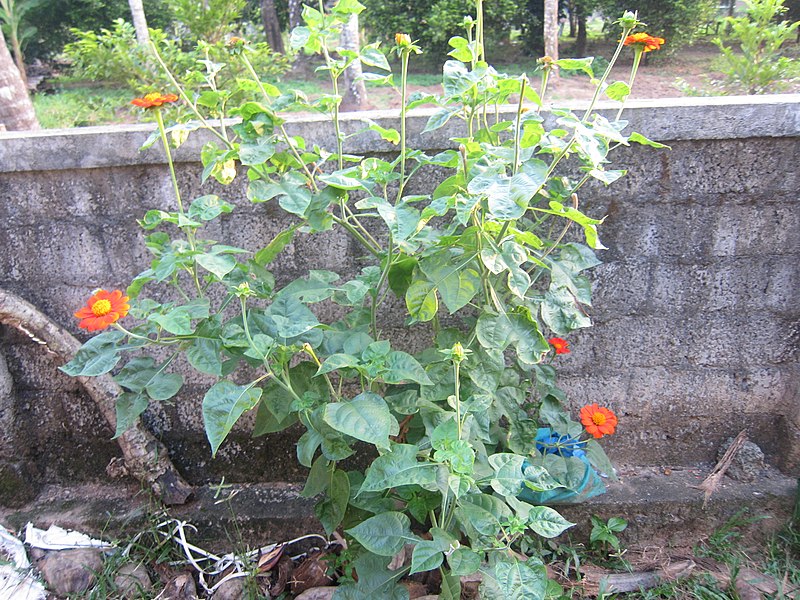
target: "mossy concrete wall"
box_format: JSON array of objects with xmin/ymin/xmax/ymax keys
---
[{"xmin": 0, "ymin": 96, "xmax": 798, "ymax": 497}]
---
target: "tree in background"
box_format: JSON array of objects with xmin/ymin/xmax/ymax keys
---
[
  {"xmin": 0, "ymin": 0, "xmax": 43, "ymax": 84},
  {"xmin": 261, "ymin": 0, "xmax": 285, "ymax": 53},
  {"xmin": 713, "ymin": 0, "xmax": 799, "ymax": 93},
  {"xmin": 598, "ymin": 0, "xmax": 717, "ymax": 54},
  {"xmin": 543, "ymin": 0, "xmax": 559, "ymax": 75},
  {"xmin": 0, "ymin": 28, "xmax": 38, "ymax": 129},
  {"xmin": 127, "ymin": 0, "xmax": 149, "ymax": 44},
  {"xmin": 22, "ymin": 0, "xmax": 173, "ymax": 60}
]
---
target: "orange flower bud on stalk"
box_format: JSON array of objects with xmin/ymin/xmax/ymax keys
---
[{"xmin": 395, "ymin": 33, "xmax": 412, "ymax": 47}]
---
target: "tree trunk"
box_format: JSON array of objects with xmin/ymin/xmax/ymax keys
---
[
  {"xmin": 0, "ymin": 31, "xmax": 38, "ymax": 131},
  {"xmin": 339, "ymin": 13, "xmax": 367, "ymax": 111},
  {"xmin": 0, "ymin": 287, "xmax": 193, "ymax": 505},
  {"xmin": 544, "ymin": 0, "xmax": 559, "ymax": 80},
  {"xmin": 127, "ymin": 0, "xmax": 150, "ymax": 45},
  {"xmin": 288, "ymin": 0, "xmax": 304, "ymax": 29},
  {"xmin": 261, "ymin": 0, "xmax": 286, "ymax": 53},
  {"xmin": 575, "ymin": 13, "xmax": 588, "ymax": 56},
  {"xmin": 568, "ymin": 1, "xmax": 578, "ymax": 38}
]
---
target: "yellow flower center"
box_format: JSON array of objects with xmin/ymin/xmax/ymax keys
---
[
  {"xmin": 592, "ymin": 412, "xmax": 606, "ymax": 426},
  {"xmin": 92, "ymin": 299, "xmax": 112, "ymax": 316}
]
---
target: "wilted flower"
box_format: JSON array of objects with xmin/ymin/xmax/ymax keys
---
[
  {"xmin": 580, "ymin": 404, "xmax": 618, "ymax": 438},
  {"xmin": 131, "ymin": 92, "xmax": 179, "ymax": 109},
  {"xmin": 74, "ymin": 289, "xmax": 130, "ymax": 331}
]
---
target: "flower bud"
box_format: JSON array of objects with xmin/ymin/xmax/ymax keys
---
[
  {"xmin": 618, "ymin": 11, "xmax": 639, "ymax": 30},
  {"xmin": 395, "ymin": 33, "xmax": 411, "ymax": 47}
]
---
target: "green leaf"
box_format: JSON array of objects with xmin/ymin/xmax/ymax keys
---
[
  {"xmin": 254, "ymin": 227, "xmax": 296, "ymax": 266},
  {"xmin": 439, "ymin": 568, "xmax": 462, "ymax": 600},
  {"xmin": 422, "ymin": 106, "xmax": 459, "ymax": 133},
  {"xmin": 405, "ymin": 279, "xmax": 438, "ymax": 322},
  {"xmin": 315, "ymin": 468, "xmax": 350, "ymax": 534},
  {"xmin": 360, "ymin": 45, "xmax": 390, "ymax": 70},
  {"xmin": 238, "ymin": 138, "xmax": 275, "ymax": 165},
  {"xmin": 476, "ymin": 310, "xmax": 549, "ymax": 365},
  {"xmin": 584, "ymin": 438, "xmax": 617, "ymax": 480},
  {"xmin": 410, "ymin": 540, "xmax": 444, "ymax": 574},
  {"xmin": 187, "ymin": 195, "xmax": 233, "ymax": 221},
  {"xmin": 387, "ymin": 256, "xmax": 417, "ymax": 298},
  {"xmin": 187, "ymin": 338, "xmax": 223, "ymax": 377},
  {"xmin": 263, "ymin": 295, "xmax": 320, "ymax": 342},
  {"xmin": 346, "ymin": 512, "xmax": 418, "ymax": 556},
  {"xmin": 112, "ymin": 392, "xmax": 148, "ymax": 439},
  {"xmin": 527, "ymin": 506, "xmax": 575, "ymax": 538},
  {"xmin": 629, "ymin": 131, "xmax": 670, "ymax": 149},
  {"xmin": 150, "ymin": 299, "xmax": 210, "ymax": 335},
  {"xmin": 323, "ymin": 392, "xmax": 399, "ymax": 449},
  {"xmin": 468, "ymin": 172, "xmax": 543, "ymax": 221},
  {"xmin": 494, "ymin": 558, "xmax": 547, "ymax": 600},
  {"xmin": 366, "ymin": 120, "xmax": 400, "ymax": 144},
  {"xmin": 419, "ymin": 250, "xmax": 481, "ymax": 313},
  {"xmin": 555, "ymin": 57, "xmax": 594, "ymax": 77},
  {"xmin": 383, "ymin": 351, "xmax": 433, "ymax": 385},
  {"xmin": 333, "ymin": 553, "xmax": 409, "ymax": 600},
  {"xmin": 604, "ymin": 80, "xmax": 631, "ymax": 102},
  {"xmin": 202, "ymin": 381, "xmax": 263, "ymax": 456},
  {"xmin": 196, "ymin": 252, "xmax": 237, "ymax": 279},
  {"xmin": 248, "ymin": 172, "xmax": 312, "ymax": 217},
  {"xmin": 360, "ymin": 444, "xmax": 439, "ymax": 493},
  {"xmin": 488, "ymin": 453, "xmax": 525, "ymax": 497},
  {"xmin": 60, "ymin": 330, "xmax": 125, "ymax": 377},
  {"xmin": 301, "ymin": 455, "xmax": 330, "ymax": 498},
  {"xmin": 540, "ymin": 287, "xmax": 592, "ymax": 336},
  {"xmin": 316, "ymin": 353, "xmax": 360, "ymax": 376},
  {"xmin": 448, "ymin": 547, "xmax": 482, "ymax": 576}
]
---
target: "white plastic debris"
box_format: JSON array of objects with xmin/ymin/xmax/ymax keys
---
[
  {"xmin": 0, "ymin": 524, "xmax": 47, "ymax": 600},
  {"xmin": 24, "ymin": 523, "xmax": 113, "ymax": 551}
]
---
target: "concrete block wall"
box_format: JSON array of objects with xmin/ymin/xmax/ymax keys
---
[{"xmin": 0, "ymin": 96, "xmax": 797, "ymax": 492}]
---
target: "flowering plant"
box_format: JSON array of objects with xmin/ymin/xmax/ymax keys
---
[{"xmin": 63, "ymin": 5, "xmax": 664, "ymax": 598}]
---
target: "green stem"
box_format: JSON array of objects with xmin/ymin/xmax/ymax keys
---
[
  {"xmin": 241, "ymin": 52, "xmax": 273, "ymax": 108},
  {"xmin": 396, "ymin": 48, "xmax": 410, "ymax": 203},
  {"xmin": 453, "ymin": 361, "xmax": 462, "ymax": 439},
  {"xmin": 370, "ymin": 237, "xmax": 394, "ymax": 340},
  {"xmin": 615, "ymin": 47, "xmax": 643, "ymax": 122},
  {"xmin": 149, "ymin": 42, "xmax": 231, "ymax": 148},
  {"xmin": 512, "ymin": 76, "xmax": 526, "ymax": 177},
  {"xmin": 582, "ymin": 26, "xmax": 633, "ymax": 122},
  {"xmin": 155, "ymin": 110, "xmax": 184, "ymax": 215},
  {"xmin": 331, "ymin": 215, "xmax": 381, "ymax": 256},
  {"xmin": 537, "ymin": 65, "xmax": 551, "ymax": 112}
]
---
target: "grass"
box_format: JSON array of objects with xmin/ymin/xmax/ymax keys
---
[{"xmin": 32, "ymin": 86, "xmax": 137, "ymax": 129}]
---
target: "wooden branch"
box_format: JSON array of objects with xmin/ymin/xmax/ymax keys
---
[
  {"xmin": 0, "ymin": 287, "xmax": 193, "ymax": 505},
  {"xmin": 696, "ymin": 430, "xmax": 748, "ymax": 508}
]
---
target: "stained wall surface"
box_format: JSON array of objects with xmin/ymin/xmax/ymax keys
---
[{"xmin": 0, "ymin": 96, "xmax": 798, "ymax": 492}]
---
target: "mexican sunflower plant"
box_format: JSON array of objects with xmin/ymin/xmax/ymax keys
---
[{"xmin": 63, "ymin": 5, "xmax": 666, "ymax": 599}]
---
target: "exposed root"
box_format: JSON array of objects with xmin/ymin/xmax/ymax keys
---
[{"xmin": 0, "ymin": 287, "xmax": 193, "ymax": 505}]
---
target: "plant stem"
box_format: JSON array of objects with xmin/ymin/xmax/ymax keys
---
[
  {"xmin": 396, "ymin": 47, "xmax": 410, "ymax": 203},
  {"xmin": 615, "ymin": 47, "xmax": 643, "ymax": 121}
]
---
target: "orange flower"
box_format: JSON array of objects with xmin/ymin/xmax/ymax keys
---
[
  {"xmin": 74, "ymin": 289, "xmax": 130, "ymax": 332},
  {"xmin": 580, "ymin": 404, "xmax": 618, "ymax": 438},
  {"xmin": 549, "ymin": 337, "xmax": 570, "ymax": 355},
  {"xmin": 131, "ymin": 92, "xmax": 179, "ymax": 109},
  {"xmin": 623, "ymin": 32, "xmax": 665, "ymax": 53},
  {"xmin": 395, "ymin": 33, "xmax": 412, "ymax": 47}
]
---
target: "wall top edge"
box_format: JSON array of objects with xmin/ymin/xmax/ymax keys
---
[{"xmin": 1, "ymin": 94, "xmax": 798, "ymax": 173}]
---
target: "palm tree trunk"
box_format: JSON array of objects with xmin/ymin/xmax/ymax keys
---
[
  {"xmin": 339, "ymin": 13, "xmax": 367, "ymax": 111},
  {"xmin": 0, "ymin": 30, "xmax": 38, "ymax": 130},
  {"xmin": 127, "ymin": 0, "xmax": 150, "ymax": 46}
]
